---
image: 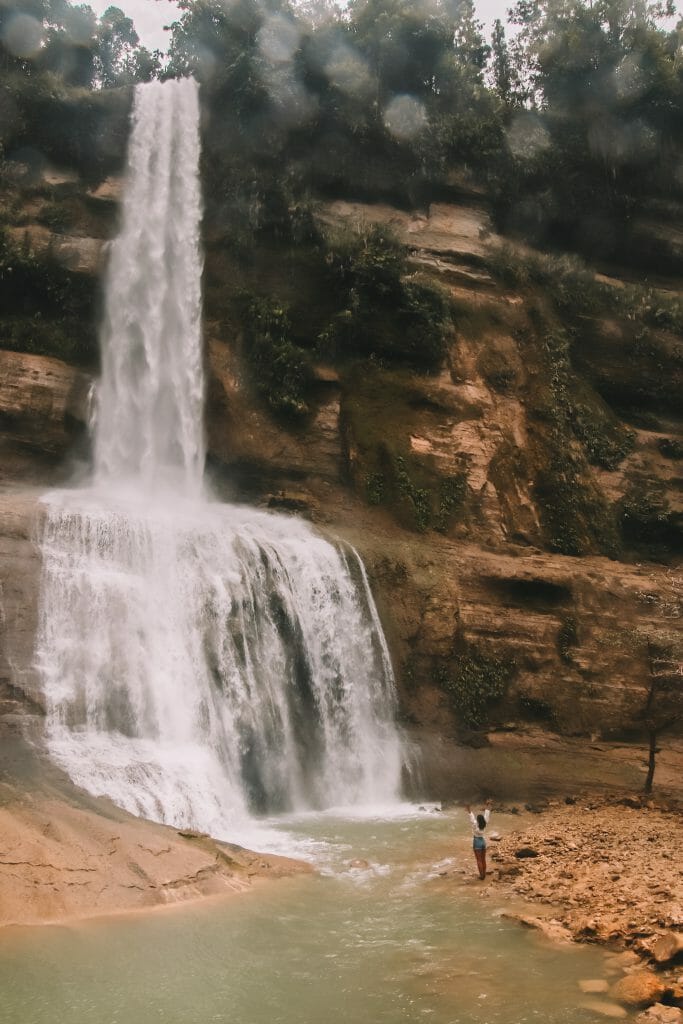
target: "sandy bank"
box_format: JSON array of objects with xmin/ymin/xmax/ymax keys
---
[{"xmin": 0, "ymin": 790, "xmax": 310, "ymax": 929}]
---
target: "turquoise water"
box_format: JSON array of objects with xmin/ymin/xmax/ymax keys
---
[{"xmin": 0, "ymin": 810, "xmax": 617, "ymax": 1024}]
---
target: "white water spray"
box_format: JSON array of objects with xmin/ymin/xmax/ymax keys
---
[{"xmin": 35, "ymin": 79, "xmax": 403, "ymax": 837}]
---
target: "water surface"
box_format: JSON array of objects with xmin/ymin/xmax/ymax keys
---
[{"xmin": 0, "ymin": 811, "xmax": 615, "ymax": 1024}]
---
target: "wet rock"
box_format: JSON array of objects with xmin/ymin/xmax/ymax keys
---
[
  {"xmin": 611, "ymin": 972, "xmax": 667, "ymax": 1008},
  {"xmin": 579, "ymin": 980, "xmax": 610, "ymax": 994},
  {"xmin": 348, "ymin": 859, "xmax": 370, "ymax": 869},
  {"xmin": 503, "ymin": 912, "xmax": 573, "ymax": 943},
  {"xmin": 605, "ymin": 951, "xmax": 641, "ymax": 973},
  {"xmin": 579, "ymin": 999, "xmax": 628, "ymax": 1018}
]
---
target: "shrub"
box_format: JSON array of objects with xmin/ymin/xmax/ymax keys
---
[
  {"xmin": 239, "ymin": 295, "xmax": 313, "ymax": 419},
  {"xmin": 320, "ymin": 225, "xmax": 450, "ymax": 372}
]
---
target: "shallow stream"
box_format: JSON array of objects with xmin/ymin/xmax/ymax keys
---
[{"xmin": 0, "ymin": 809, "xmax": 617, "ymax": 1024}]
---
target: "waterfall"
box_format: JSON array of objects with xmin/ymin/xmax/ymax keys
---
[
  {"xmin": 35, "ymin": 78, "xmax": 403, "ymax": 836},
  {"xmin": 94, "ymin": 79, "xmax": 205, "ymax": 495}
]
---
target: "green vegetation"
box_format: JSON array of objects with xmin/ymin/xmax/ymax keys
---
[
  {"xmin": 0, "ymin": 228, "xmax": 97, "ymax": 364},
  {"xmin": 239, "ymin": 296, "xmax": 313, "ymax": 419},
  {"xmin": 2, "ymin": 0, "xmax": 682, "ymax": 274},
  {"xmin": 436, "ymin": 645, "xmax": 515, "ymax": 729},
  {"xmin": 319, "ymin": 225, "xmax": 450, "ymax": 372}
]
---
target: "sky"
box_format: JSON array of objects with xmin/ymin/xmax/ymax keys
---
[{"xmin": 86, "ymin": 0, "xmax": 514, "ymax": 52}]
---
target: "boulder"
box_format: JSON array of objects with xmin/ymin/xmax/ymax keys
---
[
  {"xmin": 652, "ymin": 933, "xmax": 683, "ymax": 965},
  {"xmin": 514, "ymin": 847, "xmax": 539, "ymax": 858},
  {"xmin": 611, "ymin": 972, "xmax": 667, "ymax": 1008}
]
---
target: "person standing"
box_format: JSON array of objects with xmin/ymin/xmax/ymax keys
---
[{"xmin": 465, "ymin": 798, "xmax": 493, "ymax": 880}]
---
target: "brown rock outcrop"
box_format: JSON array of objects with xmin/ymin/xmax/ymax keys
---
[
  {"xmin": 7, "ymin": 225, "xmax": 105, "ymax": 274},
  {"xmin": 0, "ymin": 350, "xmax": 91, "ymax": 455},
  {"xmin": 611, "ymin": 972, "xmax": 667, "ymax": 1008}
]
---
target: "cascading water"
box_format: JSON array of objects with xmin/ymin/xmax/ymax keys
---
[{"xmin": 34, "ymin": 78, "xmax": 404, "ymax": 839}]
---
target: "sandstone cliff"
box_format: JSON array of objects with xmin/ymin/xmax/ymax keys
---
[{"xmin": 0, "ymin": 171, "xmax": 681, "ymax": 798}]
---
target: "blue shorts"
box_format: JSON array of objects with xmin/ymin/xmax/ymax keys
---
[{"xmin": 473, "ymin": 836, "xmax": 486, "ymax": 851}]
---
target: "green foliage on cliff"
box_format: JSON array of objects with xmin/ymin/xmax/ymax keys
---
[
  {"xmin": 0, "ymin": 228, "xmax": 96, "ymax": 364},
  {"xmin": 319, "ymin": 225, "xmax": 450, "ymax": 372},
  {"xmin": 239, "ymin": 296, "xmax": 313, "ymax": 419},
  {"xmin": 437, "ymin": 645, "xmax": 515, "ymax": 729}
]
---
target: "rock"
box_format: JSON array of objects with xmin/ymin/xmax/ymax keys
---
[
  {"xmin": 514, "ymin": 847, "xmax": 539, "ymax": 858},
  {"xmin": 0, "ymin": 350, "xmax": 92, "ymax": 455},
  {"xmin": 605, "ymin": 951, "xmax": 641, "ymax": 972},
  {"xmin": 7, "ymin": 225, "xmax": 105, "ymax": 274},
  {"xmin": 495, "ymin": 862, "xmax": 521, "ymax": 878},
  {"xmin": 611, "ymin": 972, "xmax": 667, "ymax": 1008},
  {"xmin": 88, "ymin": 175, "xmax": 123, "ymax": 202},
  {"xmin": 579, "ymin": 999, "xmax": 628, "ymax": 1018},
  {"xmin": 636, "ymin": 1006, "xmax": 683, "ymax": 1024},
  {"xmin": 575, "ymin": 914, "xmax": 601, "ymax": 933},
  {"xmin": 651, "ymin": 933, "xmax": 683, "ymax": 965},
  {"xmin": 503, "ymin": 913, "xmax": 573, "ymax": 943},
  {"xmin": 348, "ymin": 859, "xmax": 370, "ymax": 869},
  {"xmin": 668, "ymin": 985, "xmax": 683, "ymax": 1008},
  {"xmin": 579, "ymin": 980, "xmax": 610, "ymax": 994}
]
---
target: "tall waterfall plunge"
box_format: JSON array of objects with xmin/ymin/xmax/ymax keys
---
[{"xmin": 35, "ymin": 79, "xmax": 403, "ymax": 837}]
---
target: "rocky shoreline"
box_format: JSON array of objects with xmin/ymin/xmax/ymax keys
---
[{"xmin": 478, "ymin": 795, "xmax": 683, "ymax": 1020}]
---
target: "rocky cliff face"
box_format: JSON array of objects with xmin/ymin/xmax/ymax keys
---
[{"xmin": 0, "ymin": 174, "xmax": 681, "ymax": 793}]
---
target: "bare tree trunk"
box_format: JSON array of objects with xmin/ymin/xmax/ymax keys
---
[{"xmin": 644, "ymin": 730, "xmax": 657, "ymax": 793}]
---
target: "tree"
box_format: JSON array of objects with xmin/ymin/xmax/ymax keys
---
[
  {"xmin": 490, "ymin": 18, "xmax": 513, "ymax": 104},
  {"xmin": 640, "ymin": 634, "xmax": 682, "ymax": 792},
  {"xmin": 92, "ymin": 4, "xmax": 159, "ymax": 87},
  {"xmin": 626, "ymin": 568, "xmax": 683, "ymax": 793}
]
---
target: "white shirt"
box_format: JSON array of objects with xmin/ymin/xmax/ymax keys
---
[{"xmin": 469, "ymin": 808, "xmax": 490, "ymax": 838}]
